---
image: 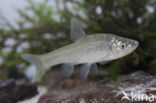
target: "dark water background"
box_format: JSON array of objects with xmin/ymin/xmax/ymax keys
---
[{"xmin": 0, "ymin": 0, "xmax": 156, "ymax": 81}]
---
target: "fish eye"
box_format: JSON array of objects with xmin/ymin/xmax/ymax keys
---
[{"xmin": 121, "ymin": 44, "xmax": 125, "ymax": 49}]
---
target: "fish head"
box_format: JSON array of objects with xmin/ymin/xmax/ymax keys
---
[{"xmin": 110, "ymin": 35, "xmax": 139, "ymax": 59}]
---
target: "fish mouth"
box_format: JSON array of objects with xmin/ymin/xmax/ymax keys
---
[
  {"xmin": 133, "ymin": 40, "xmax": 139, "ymax": 47},
  {"xmin": 128, "ymin": 40, "xmax": 139, "ymax": 54},
  {"xmin": 132, "ymin": 40, "xmax": 139, "ymax": 50},
  {"xmin": 126, "ymin": 40, "xmax": 139, "ymax": 54}
]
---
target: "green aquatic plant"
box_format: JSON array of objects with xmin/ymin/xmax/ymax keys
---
[{"xmin": 0, "ymin": 0, "xmax": 156, "ymax": 80}]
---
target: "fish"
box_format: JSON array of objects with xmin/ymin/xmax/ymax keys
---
[{"xmin": 21, "ymin": 18, "xmax": 139, "ymax": 82}]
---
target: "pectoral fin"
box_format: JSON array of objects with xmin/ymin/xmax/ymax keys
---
[
  {"xmin": 99, "ymin": 61, "xmax": 110, "ymax": 65},
  {"xmin": 70, "ymin": 18, "xmax": 86, "ymax": 42},
  {"xmin": 80, "ymin": 63, "xmax": 91, "ymax": 79},
  {"xmin": 62, "ymin": 63, "xmax": 74, "ymax": 77}
]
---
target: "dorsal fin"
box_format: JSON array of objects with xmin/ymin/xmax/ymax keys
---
[{"xmin": 70, "ymin": 18, "xmax": 86, "ymax": 42}]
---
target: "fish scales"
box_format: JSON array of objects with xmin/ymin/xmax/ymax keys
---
[{"xmin": 42, "ymin": 34, "xmax": 112, "ymax": 67}]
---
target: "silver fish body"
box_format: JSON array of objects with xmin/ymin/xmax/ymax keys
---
[
  {"xmin": 43, "ymin": 34, "xmax": 112, "ymax": 66},
  {"xmin": 21, "ymin": 18, "xmax": 139, "ymax": 82},
  {"xmin": 42, "ymin": 34, "xmax": 138, "ymax": 67}
]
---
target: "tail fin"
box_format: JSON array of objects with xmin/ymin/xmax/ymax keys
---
[{"xmin": 21, "ymin": 54, "xmax": 48, "ymax": 82}]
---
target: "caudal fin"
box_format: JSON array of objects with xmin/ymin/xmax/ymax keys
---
[{"xmin": 21, "ymin": 54, "xmax": 47, "ymax": 82}]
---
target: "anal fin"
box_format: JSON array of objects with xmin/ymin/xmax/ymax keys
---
[
  {"xmin": 90, "ymin": 63, "xmax": 98, "ymax": 76},
  {"xmin": 62, "ymin": 63, "xmax": 74, "ymax": 77},
  {"xmin": 80, "ymin": 63, "xmax": 91, "ymax": 79}
]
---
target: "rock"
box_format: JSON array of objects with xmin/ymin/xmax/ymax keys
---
[
  {"xmin": 8, "ymin": 67, "xmax": 27, "ymax": 80},
  {"xmin": 0, "ymin": 79, "xmax": 15, "ymax": 93},
  {"xmin": 19, "ymin": 87, "xmax": 47, "ymax": 103},
  {"xmin": 38, "ymin": 71, "xmax": 156, "ymax": 103},
  {"xmin": 0, "ymin": 79, "xmax": 38, "ymax": 103},
  {"xmin": 0, "ymin": 93, "xmax": 13, "ymax": 103},
  {"xmin": 12, "ymin": 80, "xmax": 38, "ymax": 101}
]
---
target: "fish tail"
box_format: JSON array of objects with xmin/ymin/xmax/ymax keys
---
[{"xmin": 21, "ymin": 54, "xmax": 48, "ymax": 82}]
